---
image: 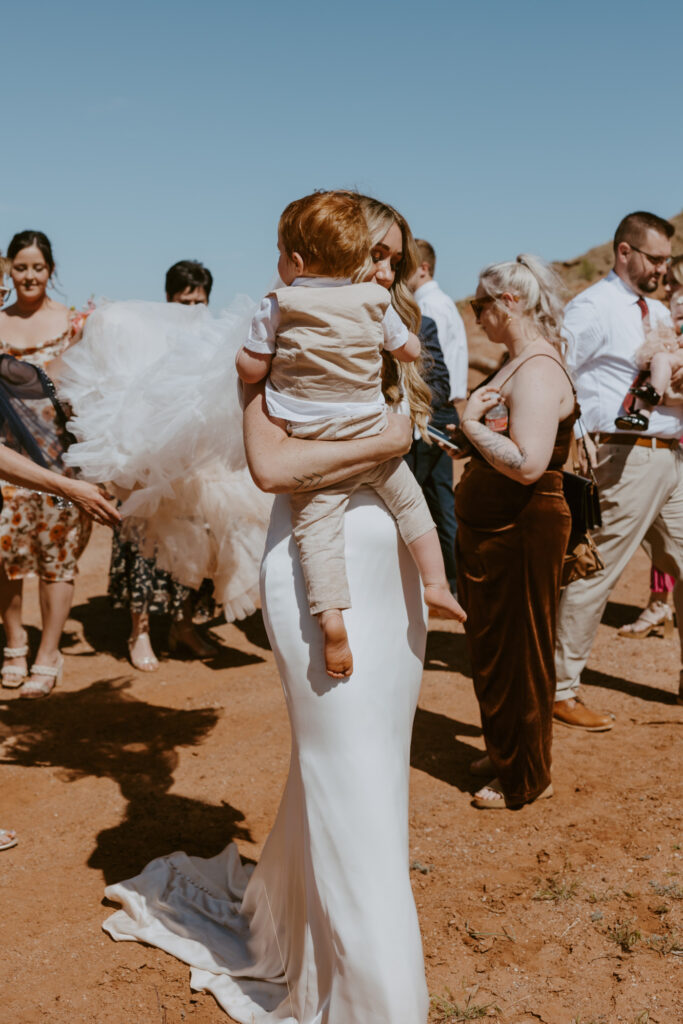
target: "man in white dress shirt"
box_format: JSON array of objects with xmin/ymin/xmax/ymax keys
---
[
  {"xmin": 410, "ymin": 240, "xmax": 469, "ymax": 404},
  {"xmin": 554, "ymin": 211, "xmax": 682, "ymax": 730}
]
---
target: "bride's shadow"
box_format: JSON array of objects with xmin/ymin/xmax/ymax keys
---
[{"xmin": 0, "ymin": 678, "xmax": 251, "ymax": 884}]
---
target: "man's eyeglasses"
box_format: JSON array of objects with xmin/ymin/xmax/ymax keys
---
[
  {"xmin": 470, "ymin": 295, "xmax": 495, "ymax": 319},
  {"xmin": 628, "ymin": 244, "xmax": 671, "ymax": 269}
]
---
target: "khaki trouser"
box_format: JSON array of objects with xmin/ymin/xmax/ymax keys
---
[
  {"xmin": 288, "ymin": 411, "xmax": 434, "ymax": 614},
  {"xmin": 290, "ymin": 457, "xmax": 434, "ymax": 615},
  {"xmin": 555, "ymin": 441, "xmax": 683, "ymax": 700}
]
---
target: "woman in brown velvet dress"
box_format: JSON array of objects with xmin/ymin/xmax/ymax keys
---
[{"xmin": 449, "ymin": 254, "xmax": 577, "ymax": 809}]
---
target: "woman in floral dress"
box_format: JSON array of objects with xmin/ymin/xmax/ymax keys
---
[{"xmin": 0, "ymin": 230, "xmax": 92, "ymax": 697}]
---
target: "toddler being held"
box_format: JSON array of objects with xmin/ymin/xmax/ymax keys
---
[
  {"xmin": 616, "ymin": 319, "xmax": 683, "ymax": 430},
  {"xmin": 236, "ymin": 191, "xmax": 465, "ymax": 677}
]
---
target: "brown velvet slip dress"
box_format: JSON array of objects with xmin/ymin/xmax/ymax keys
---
[{"xmin": 454, "ymin": 354, "xmax": 577, "ymax": 808}]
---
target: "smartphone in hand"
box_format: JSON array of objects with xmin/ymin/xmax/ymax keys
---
[{"xmin": 426, "ymin": 424, "xmax": 461, "ymax": 451}]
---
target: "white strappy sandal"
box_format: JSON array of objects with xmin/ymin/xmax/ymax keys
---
[
  {"xmin": 618, "ymin": 600, "xmax": 674, "ymax": 639},
  {"xmin": 0, "ymin": 827, "xmax": 18, "ymax": 851},
  {"xmin": 1, "ymin": 634, "xmax": 29, "ymax": 689},
  {"xmin": 20, "ymin": 656, "xmax": 64, "ymax": 699},
  {"xmin": 127, "ymin": 632, "xmax": 160, "ymax": 672}
]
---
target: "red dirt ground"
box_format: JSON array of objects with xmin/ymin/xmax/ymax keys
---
[{"xmin": 1, "ymin": 524, "xmax": 681, "ymax": 1024}]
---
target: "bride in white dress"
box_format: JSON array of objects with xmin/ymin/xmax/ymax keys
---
[{"xmin": 103, "ymin": 198, "xmax": 433, "ymax": 1023}]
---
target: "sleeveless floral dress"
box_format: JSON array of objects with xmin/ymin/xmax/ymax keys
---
[{"xmin": 0, "ymin": 311, "xmax": 92, "ymax": 581}]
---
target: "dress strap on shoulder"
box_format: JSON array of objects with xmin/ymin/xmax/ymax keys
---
[{"xmin": 501, "ymin": 352, "xmax": 576, "ymax": 395}]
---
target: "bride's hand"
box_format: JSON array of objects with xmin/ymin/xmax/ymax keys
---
[
  {"xmin": 59, "ymin": 479, "xmax": 121, "ymax": 527},
  {"xmin": 381, "ymin": 414, "xmax": 413, "ymax": 457}
]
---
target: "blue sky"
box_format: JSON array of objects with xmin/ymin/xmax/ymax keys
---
[{"xmin": 2, "ymin": 0, "xmax": 681, "ymax": 311}]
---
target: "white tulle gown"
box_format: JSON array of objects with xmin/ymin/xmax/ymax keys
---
[
  {"xmin": 58, "ymin": 299, "xmax": 272, "ymax": 621},
  {"xmin": 104, "ymin": 490, "xmax": 429, "ymax": 1023}
]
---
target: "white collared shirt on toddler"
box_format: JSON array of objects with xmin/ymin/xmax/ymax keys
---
[{"xmin": 245, "ymin": 276, "xmax": 409, "ymax": 423}]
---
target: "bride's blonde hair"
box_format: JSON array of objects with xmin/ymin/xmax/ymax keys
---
[{"xmin": 352, "ymin": 194, "xmax": 432, "ymax": 439}]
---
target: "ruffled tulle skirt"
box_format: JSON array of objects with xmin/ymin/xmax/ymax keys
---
[{"xmin": 58, "ymin": 299, "xmax": 272, "ymax": 621}]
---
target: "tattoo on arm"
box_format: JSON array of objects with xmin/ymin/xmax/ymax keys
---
[
  {"xmin": 292, "ymin": 472, "xmax": 324, "ymax": 492},
  {"xmin": 465, "ymin": 422, "xmax": 527, "ymax": 472}
]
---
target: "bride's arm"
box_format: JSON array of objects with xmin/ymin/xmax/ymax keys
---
[{"xmin": 243, "ymin": 382, "xmax": 412, "ymax": 494}]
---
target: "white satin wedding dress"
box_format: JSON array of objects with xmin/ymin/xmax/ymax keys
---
[{"xmin": 104, "ymin": 490, "xmax": 429, "ymax": 1023}]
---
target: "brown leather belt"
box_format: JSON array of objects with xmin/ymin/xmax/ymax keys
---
[{"xmin": 595, "ymin": 433, "xmax": 680, "ymax": 450}]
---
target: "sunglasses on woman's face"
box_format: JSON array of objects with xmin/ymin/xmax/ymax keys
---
[{"xmin": 470, "ymin": 295, "xmax": 495, "ymax": 319}]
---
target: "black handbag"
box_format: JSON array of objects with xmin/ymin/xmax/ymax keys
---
[
  {"xmin": 562, "ymin": 421, "xmax": 602, "ymax": 533},
  {"xmin": 562, "ymin": 468, "xmax": 602, "ymax": 533}
]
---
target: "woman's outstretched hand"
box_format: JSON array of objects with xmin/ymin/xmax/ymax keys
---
[{"xmin": 60, "ymin": 479, "xmax": 121, "ymax": 527}]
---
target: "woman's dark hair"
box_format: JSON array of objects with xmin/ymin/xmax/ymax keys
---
[
  {"xmin": 7, "ymin": 230, "xmax": 55, "ymax": 274},
  {"xmin": 165, "ymin": 260, "xmax": 213, "ymax": 300}
]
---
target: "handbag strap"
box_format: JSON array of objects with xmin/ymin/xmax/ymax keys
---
[{"xmin": 571, "ymin": 417, "xmax": 599, "ymax": 486}]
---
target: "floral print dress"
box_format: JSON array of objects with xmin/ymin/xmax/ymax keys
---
[
  {"xmin": 0, "ymin": 312, "xmax": 92, "ymax": 581},
  {"xmin": 108, "ymin": 526, "xmax": 214, "ymax": 622}
]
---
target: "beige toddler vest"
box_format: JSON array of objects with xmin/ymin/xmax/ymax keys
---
[{"xmin": 269, "ymin": 282, "xmax": 390, "ymax": 404}]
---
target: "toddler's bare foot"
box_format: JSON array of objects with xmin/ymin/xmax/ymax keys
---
[
  {"xmin": 319, "ymin": 610, "xmax": 353, "ymax": 678},
  {"xmin": 423, "ymin": 583, "xmax": 467, "ymax": 622}
]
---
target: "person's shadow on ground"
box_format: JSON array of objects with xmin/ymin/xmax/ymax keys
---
[
  {"xmin": 412, "ymin": 629, "xmax": 481, "ymax": 791},
  {"xmin": 231, "ymin": 609, "xmax": 271, "ymax": 651},
  {"xmin": 588, "ymin": 599, "xmax": 680, "ymax": 704},
  {"xmin": 0, "ymin": 678, "xmax": 251, "ymax": 883},
  {"xmin": 423, "ymin": 628, "xmax": 471, "ymax": 676},
  {"xmin": 410, "ymin": 706, "xmax": 482, "ymax": 793}
]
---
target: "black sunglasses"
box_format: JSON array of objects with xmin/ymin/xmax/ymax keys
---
[{"xmin": 470, "ymin": 295, "xmax": 495, "ymax": 319}]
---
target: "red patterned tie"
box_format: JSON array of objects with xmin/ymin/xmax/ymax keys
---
[{"xmin": 623, "ymin": 297, "xmax": 650, "ymax": 414}]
